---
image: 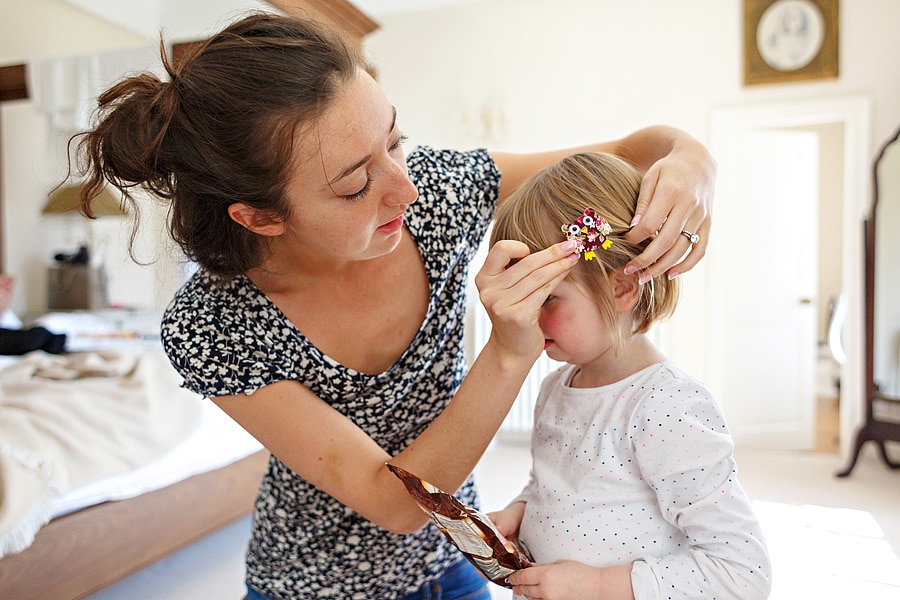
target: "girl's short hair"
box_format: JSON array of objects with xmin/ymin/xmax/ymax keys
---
[
  {"xmin": 73, "ymin": 13, "xmax": 367, "ymax": 277},
  {"xmin": 490, "ymin": 152, "xmax": 680, "ymax": 348}
]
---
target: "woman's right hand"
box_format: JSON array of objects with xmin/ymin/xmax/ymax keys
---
[{"xmin": 475, "ymin": 240, "xmax": 578, "ymax": 362}]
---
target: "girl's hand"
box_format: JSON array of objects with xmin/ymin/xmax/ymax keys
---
[
  {"xmin": 475, "ymin": 240, "xmax": 577, "ymax": 361},
  {"xmin": 486, "ymin": 501, "xmax": 526, "ymax": 540},
  {"xmin": 508, "ymin": 561, "xmax": 634, "ymax": 600},
  {"xmin": 625, "ymin": 138, "xmax": 716, "ymax": 282}
]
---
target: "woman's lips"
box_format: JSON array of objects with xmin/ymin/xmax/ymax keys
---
[
  {"xmin": 378, "ymin": 214, "xmax": 404, "ymax": 234},
  {"xmin": 543, "ymin": 339, "xmax": 554, "ymax": 350}
]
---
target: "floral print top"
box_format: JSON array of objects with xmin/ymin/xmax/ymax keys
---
[{"xmin": 161, "ymin": 146, "xmax": 500, "ymax": 599}]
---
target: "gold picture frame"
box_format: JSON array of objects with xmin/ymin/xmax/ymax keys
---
[{"xmin": 744, "ymin": 0, "xmax": 839, "ymax": 86}]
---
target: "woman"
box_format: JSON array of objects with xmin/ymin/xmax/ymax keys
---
[{"xmin": 72, "ymin": 13, "xmax": 715, "ymax": 600}]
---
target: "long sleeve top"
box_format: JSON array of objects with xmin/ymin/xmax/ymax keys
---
[{"xmin": 516, "ymin": 362, "xmax": 771, "ymax": 600}]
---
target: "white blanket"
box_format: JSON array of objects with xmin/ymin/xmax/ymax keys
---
[{"xmin": 0, "ymin": 349, "xmax": 202, "ymax": 557}]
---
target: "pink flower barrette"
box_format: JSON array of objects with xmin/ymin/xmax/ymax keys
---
[{"xmin": 561, "ymin": 208, "xmax": 613, "ymax": 261}]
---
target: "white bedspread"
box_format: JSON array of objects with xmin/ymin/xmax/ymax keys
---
[{"xmin": 0, "ymin": 349, "xmax": 203, "ymax": 557}]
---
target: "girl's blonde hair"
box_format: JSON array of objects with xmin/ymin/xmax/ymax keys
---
[{"xmin": 490, "ymin": 152, "xmax": 680, "ymax": 348}]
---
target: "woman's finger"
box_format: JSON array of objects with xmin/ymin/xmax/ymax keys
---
[
  {"xmin": 477, "ymin": 239, "xmax": 532, "ymax": 278},
  {"xmin": 624, "ymin": 158, "xmax": 711, "ymax": 279},
  {"xmin": 475, "ymin": 241, "xmax": 577, "ymax": 358},
  {"xmin": 478, "ymin": 243, "xmax": 575, "ymax": 303},
  {"xmin": 630, "ymin": 215, "xmax": 709, "ymax": 282}
]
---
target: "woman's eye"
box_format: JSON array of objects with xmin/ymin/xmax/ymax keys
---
[
  {"xmin": 543, "ymin": 295, "xmax": 555, "ymax": 305},
  {"xmin": 344, "ymin": 179, "xmax": 372, "ymax": 201},
  {"xmin": 390, "ymin": 133, "xmax": 408, "ymax": 152}
]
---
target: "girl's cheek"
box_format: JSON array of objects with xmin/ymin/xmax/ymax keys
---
[{"xmin": 539, "ymin": 308, "xmax": 561, "ymax": 334}]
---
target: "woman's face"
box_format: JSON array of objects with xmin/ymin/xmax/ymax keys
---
[{"xmin": 278, "ymin": 68, "xmax": 419, "ymax": 268}]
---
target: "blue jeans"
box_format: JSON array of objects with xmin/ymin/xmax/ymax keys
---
[
  {"xmin": 246, "ymin": 559, "xmax": 491, "ymax": 600},
  {"xmin": 400, "ymin": 559, "xmax": 492, "ymax": 600}
]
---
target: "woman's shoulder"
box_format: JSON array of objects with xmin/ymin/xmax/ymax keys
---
[
  {"xmin": 404, "ymin": 146, "xmax": 501, "ymax": 251},
  {"xmin": 407, "ymin": 145, "xmax": 500, "ymax": 192},
  {"xmin": 407, "ymin": 144, "xmax": 494, "ymax": 169},
  {"xmin": 162, "ymin": 270, "xmax": 268, "ymax": 345},
  {"xmin": 165, "ymin": 270, "xmax": 251, "ymax": 317},
  {"xmin": 161, "ymin": 269, "xmax": 290, "ymax": 396}
]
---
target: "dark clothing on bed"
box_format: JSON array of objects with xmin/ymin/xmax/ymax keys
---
[
  {"xmin": 161, "ymin": 147, "xmax": 500, "ymax": 599},
  {"xmin": 0, "ymin": 326, "xmax": 66, "ymax": 355}
]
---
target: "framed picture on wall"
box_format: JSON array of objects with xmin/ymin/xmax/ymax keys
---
[{"xmin": 743, "ymin": 0, "xmax": 839, "ymax": 85}]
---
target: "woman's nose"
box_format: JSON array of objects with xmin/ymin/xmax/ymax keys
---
[{"xmin": 385, "ymin": 161, "xmax": 419, "ymax": 207}]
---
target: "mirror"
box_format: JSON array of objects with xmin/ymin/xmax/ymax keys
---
[
  {"xmin": 838, "ymin": 125, "xmax": 900, "ymax": 476},
  {"xmin": 874, "ymin": 128, "xmax": 900, "ymax": 399}
]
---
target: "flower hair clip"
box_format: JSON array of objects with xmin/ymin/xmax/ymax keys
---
[{"xmin": 561, "ymin": 208, "xmax": 613, "ymax": 261}]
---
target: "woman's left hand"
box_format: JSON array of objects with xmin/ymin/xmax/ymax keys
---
[
  {"xmin": 624, "ymin": 136, "xmax": 716, "ymax": 282},
  {"xmin": 491, "ymin": 125, "xmax": 716, "ymax": 283}
]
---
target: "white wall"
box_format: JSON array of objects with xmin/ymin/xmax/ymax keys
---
[
  {"xmin": 363, "ymin": 0, "xmax": 900, "ymax": 405},
  {"xmin": 367, "ymin": 0, "xmax": 900, "ymax": 153},
  {"xmin": 0, "ymin": 0, "xmax": 150, "ymax": 65}
]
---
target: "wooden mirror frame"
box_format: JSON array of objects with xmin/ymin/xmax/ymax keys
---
[{"xmin": 837, "ymin": 125, "xmax": 900, "ymax": 476}]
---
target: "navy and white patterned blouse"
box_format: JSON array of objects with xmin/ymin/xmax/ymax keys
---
[{"xmin": 161, "ymin": 146, "xmax": 500, "ymax": 599}]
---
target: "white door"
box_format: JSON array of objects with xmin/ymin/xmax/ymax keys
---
[{"xmin": 709, "ymin": 129, "xmax": 818, "ymax": 449}]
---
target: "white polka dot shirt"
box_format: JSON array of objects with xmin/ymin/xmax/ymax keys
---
[{"xmin": 516, "ymin": 361, "xmax": 771, "ymax": 600}]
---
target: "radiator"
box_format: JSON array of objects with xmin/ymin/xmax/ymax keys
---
[{"xmin": 471, "ymin": 304, "xmax": 562, "ymax": 441}]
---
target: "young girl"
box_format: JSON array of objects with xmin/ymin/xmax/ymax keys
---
[{"xmin": 488, "ymin": 152, "xmax": 771, "ymax": 600}]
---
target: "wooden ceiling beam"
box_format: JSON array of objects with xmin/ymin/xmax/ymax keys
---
[
  {"xmin": 264, "ymin": 0, "xmax": 379, "ymax": 47},
  {"xmin": 0, "ymin": 63, "xmax": 28, "ymax": 102}
]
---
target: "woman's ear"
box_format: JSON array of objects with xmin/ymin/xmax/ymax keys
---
[
  {"xmin": 228, "ymin": 203, "xmax": 285, "ymax": 236},
  {"xmin": 611, "ymin": 269, "xmax": 640, "ymax": 312}
]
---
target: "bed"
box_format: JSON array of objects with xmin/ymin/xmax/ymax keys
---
[{"xmin": 0, "ymin": 311, "xmax": 266, "ymax": 600}]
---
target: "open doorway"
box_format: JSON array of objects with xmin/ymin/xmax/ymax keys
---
[
  {"xmin": 709, "ymin": 97, "xmax": 870, "ymax": 455},
  {"xmin": 795, "ymin": 121, "xmax": 845, "ymax": 453}
]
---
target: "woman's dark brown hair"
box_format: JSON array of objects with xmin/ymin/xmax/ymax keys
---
[{"xmin": 72, "ymin": 12, "xmax": 366, "ymax": 276}]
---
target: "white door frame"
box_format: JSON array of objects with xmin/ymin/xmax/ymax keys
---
[{"xmin": 709, "ymin": 96, "xmax": 871, "ymax": 457}]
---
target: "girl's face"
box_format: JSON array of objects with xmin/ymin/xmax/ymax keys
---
[
  {"xmin": 539, "ymin": 279, "xmax": 616, "ymax": 367},
  {"xmin": 278, "ymin": 68, "xmax": 419, "ymax": 268}
]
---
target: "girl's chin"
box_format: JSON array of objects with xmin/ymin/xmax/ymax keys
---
[
  {"xmin": 544, "ymin": 346, "xmax": 579, "ymax": 366},
  {"xmin": 544, "ymin": 347, "xmax": 563, "ymax": 362}
]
